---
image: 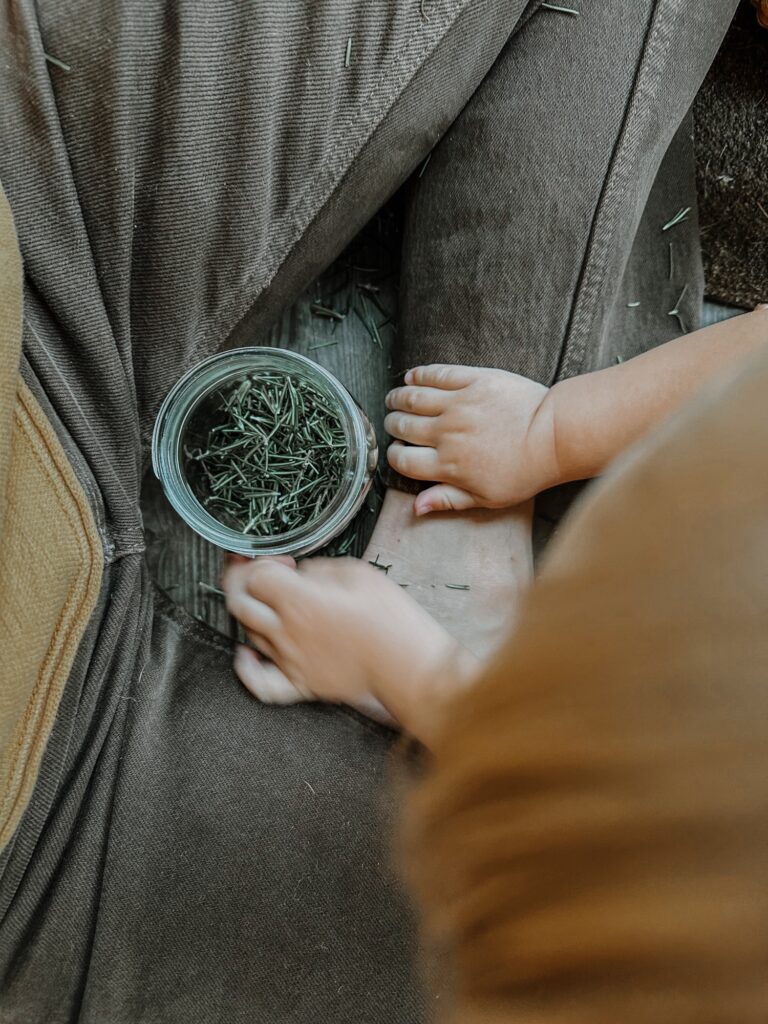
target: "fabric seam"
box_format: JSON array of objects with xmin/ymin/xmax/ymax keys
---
[
  {"xmin": 178, "ymin": 0, "xmax": 475, "ymax": 392},
  {"xmin": 555, "ymin": 0, "xmax": 675, "ymax": 381}
]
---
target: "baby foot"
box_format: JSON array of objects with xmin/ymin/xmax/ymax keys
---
[{"xmin": 363, "ymin": 487, "xmax": 533, "ymax": 659}]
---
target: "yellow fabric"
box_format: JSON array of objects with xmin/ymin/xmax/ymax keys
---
[
  {"xmin": 751, "ymin": 0, "xmax": 768, "ymax": 29},
  {"xmin": 416, "ymin": 346, "xmax": 768, "ymax": 1023},
  {"xmin": 0, "ymin": 188, "xmax": 103, "ymax": 851}
]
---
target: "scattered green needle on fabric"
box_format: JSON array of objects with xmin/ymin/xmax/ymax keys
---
[
  {"xmin": 540, "ymin": 2, "xmax": 580, "ymax": 13},
  {"xmin": 668, "ymin": 283, "xmax": 689, "ymax": 333},
  {"xmin": 662, "ymin": 207, "xmax": 691, "ymax": 231},
  {"xmin": 308, "ymin": 338, "xmax": 341, "ymax": 351},
  {"xmin": 310, "ymin": 302, "xmax": 346, "ymax": 322},
  {"xmin": 668, "ymin": 282, "xmax": 688, "ymax": 316},
  {"xmin": 44, "ymin": 52, "xmax": 71, "ymax": 72}
]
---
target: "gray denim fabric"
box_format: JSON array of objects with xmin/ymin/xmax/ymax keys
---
[
  {"xmin": 0, "ymin": 1, "xmax": 736, "ymax": 1021},
  {"xmin": 382, "ymin": 0, "xmax": 733, "ymax": 492},
  {"xmin": 398, "ymin": 0, "xmax": 733, "ymax": 381}
]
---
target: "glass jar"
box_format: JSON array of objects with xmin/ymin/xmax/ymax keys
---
[{"xmin": 151, "ymin": 348, "xmax": 378, "ymax": 558}]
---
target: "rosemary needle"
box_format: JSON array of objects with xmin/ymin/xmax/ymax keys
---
[
  {"xmin": 44, "ymin": 52, "xmax": 71, "ymax": 72},
  {"xmin": 308, "ymin": 338, "xmax": 341, "ymax": 351},
  {"xmin": 668, "ymin": 282, "xmax": 689, "ymax": 317},
  {"xmin": 662, "ymin": 207, "xmax": 691, "ymax": 232},
  {"xmin": 199, "ymin": 582, "xmax": 226, "ymax": 598},
  {"xmin": 540, "ymin": 2, "xmax": 580, "ymax": 13},
  {"xmin": 310, "ymin": 302, "xmax": 346, "ymax": 322},
  {"xmin": 185, "ymin": 371, "xmax": 347, "ymax": 537},
  {"xmin": 667, "ymin": 282, "xmax": 689, "ymax": 334}
]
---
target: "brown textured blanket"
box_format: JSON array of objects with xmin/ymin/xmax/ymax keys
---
[{"xmin": 695, "ymin": 0, "xmax": 768, "ymax": 308}]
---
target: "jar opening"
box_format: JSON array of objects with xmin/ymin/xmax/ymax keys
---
[
  {"xmin": 152, "ymin": 348, "xmax": 376, "ymax": 558},
  {"xmin": 182, "ymin": 368, "xmax": 352, "ymax": 540}
]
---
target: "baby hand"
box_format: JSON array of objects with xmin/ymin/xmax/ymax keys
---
[
  {"xmin": 222, "ymin": 556, "xmax": 478, "ymax": 742},
  {"xmin": 385, "ymin": 364, "xmax": 560, "ymax": 514}
]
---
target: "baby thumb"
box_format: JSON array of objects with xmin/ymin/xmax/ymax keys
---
[{"xmin": 414, "ymin": 484, "xmax": 478, "ymax": 516}]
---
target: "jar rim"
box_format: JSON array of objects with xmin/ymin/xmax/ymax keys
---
[{"xmin": 152, "ymin": 348, "xmax": 375, "ymax": 557}]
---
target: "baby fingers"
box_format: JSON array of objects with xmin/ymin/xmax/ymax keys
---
[
  {"xmin": 223, "ymin": 557, "xmax": 301, "ymax": 614},
  {"xmin": 384, "ymin": 410, "xmax": 437, "ymax": 446},
  {"xmin": 404, "ymin": 364, "xmax": 478, "ymax": 390},
  {"xmin": 386, "ymin": 440, "xmax": 442, "ymax": 481},
  {"xmin": 234, "ymin": 645, "xmax": 315, "ymax": 705},
  {"xmin": 223, "ymin": 559, "xmax": 302, "ymax": 643},
  {"xmin": 413, "ymin": 484, "xmax": 479, "ymax": 516},
  {"xmin": 225, "ymin": 587, "xmax": 281, "ymax": 640},
  {"xmin": 386, "ymin": 385, "xmax": 447, "ymax": 416}
]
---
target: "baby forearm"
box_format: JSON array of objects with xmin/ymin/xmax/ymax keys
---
[
  {"xmin": 547, "ymin": 308, "xmax": 768, "ymax": 484},
  {"xmin": 373, "ymin": 643, "xmax": 482, "ymax": 748}
]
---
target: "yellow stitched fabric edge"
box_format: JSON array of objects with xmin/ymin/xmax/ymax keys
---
[{"xmin": 0, "ymin": 371, "xmax": 104, "ymax": 853}]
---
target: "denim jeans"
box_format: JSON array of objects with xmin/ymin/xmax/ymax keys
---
[{"xmin": 0, "ymin": 1, "xmax": 736, "ymax": 1020}]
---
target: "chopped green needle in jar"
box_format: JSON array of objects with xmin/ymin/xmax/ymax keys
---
[{"xmin": 184, "ymin": 372, "xmax": 348, "ymax": 537}]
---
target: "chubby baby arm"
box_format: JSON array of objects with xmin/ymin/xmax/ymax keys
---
[{"xmin": 388, "ymin": 310, "xmax": 768, "ymax": 515}]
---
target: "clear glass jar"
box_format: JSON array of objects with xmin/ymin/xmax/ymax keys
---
[{"xmin": 151, "ymin": 348, "xmax": 378, "ymax": 558}]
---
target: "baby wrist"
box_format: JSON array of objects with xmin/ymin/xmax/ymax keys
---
[
  {"xmin": 545, "ymin": 376, "xmax": 604, "ymax": 485},
  {"xmin": 526, "ymin": 385, "xmax": 567, "ymax": 493}
]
